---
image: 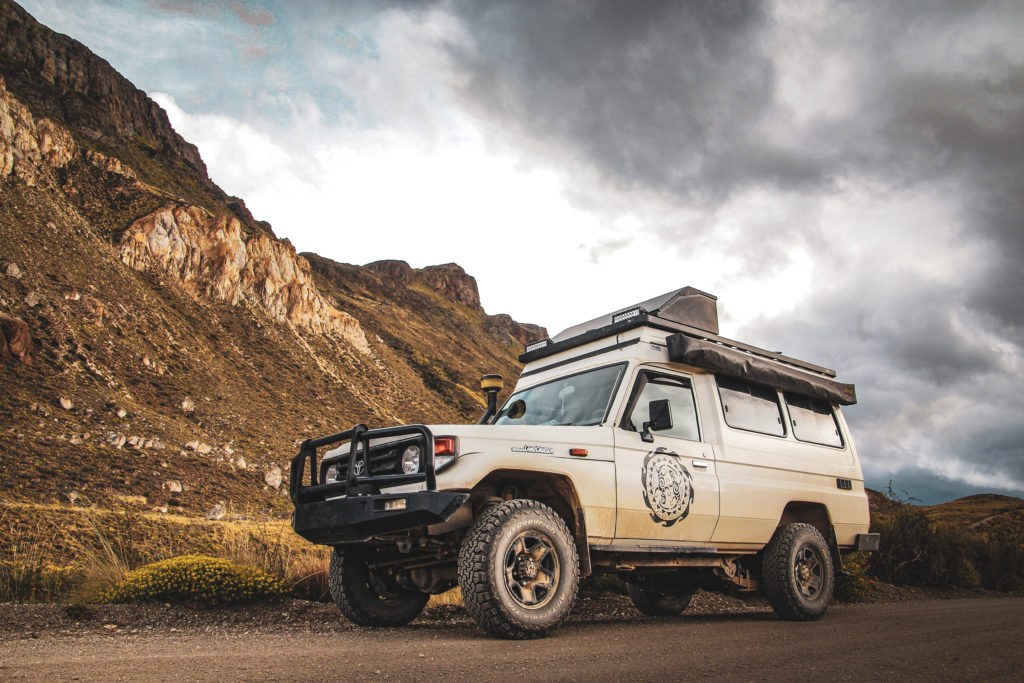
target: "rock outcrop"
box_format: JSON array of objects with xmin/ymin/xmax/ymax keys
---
[
  {"xmin": 0, "ymin": 75, "xmax": 76, "ymax": 185},
  {"xmin": 0, "ymin": 0, "xmax": 205, "ymax": 174},
  {"xmin": 418, "ymin": 263, "xmax": 483, "ymax": 311},
  {"xmin": 0, "ymin": 312, "xmax": 32, "ymax": 363},
  {"xmin": 119, "ymin": 206, "xmax": 369, "ymax": 352},
  {"xmin": 487, "ymin": 314, "xmax": 549, "ymax": 347},
  {"xmin": 1, "ymin": 75, "xmax": 137, "ymax": 185},
  {"xmin": 366, "ymin": 260, "xmax": 483, "ymax": 311}
]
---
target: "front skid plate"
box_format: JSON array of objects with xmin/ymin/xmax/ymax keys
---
[{"xmin": 292, "ymin": 491, "xmax": 470, "ymax": 544}]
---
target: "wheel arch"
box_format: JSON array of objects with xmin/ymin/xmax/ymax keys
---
[
  {"xmin": 776, "ymin": 501, "xmax": 841, "ymax": 570},
  {"xmin": 470, "ymin": 468, "xmax": 592, "ymax": 577}
]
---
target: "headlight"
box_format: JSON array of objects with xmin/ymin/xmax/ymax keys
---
[
  {"xmin": 401, "ymin": 445, "xmax": 421, "ymax": 474},
  {"xmin": 325, "ymin": 463, "xmax": 340, "ymax": 482},
  {"xmin": 434, "ymin": 454, "xmax": 455, "ymax": 471}
]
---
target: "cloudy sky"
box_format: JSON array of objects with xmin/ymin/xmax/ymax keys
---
[{"xmin": 21, "ymin": 0, "xmax": 1024, "ymax": 503}]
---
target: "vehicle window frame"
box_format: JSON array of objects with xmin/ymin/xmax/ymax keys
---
[
  {"xmin": 783, "ymin": 392, "xmax": 846, "ymax": 449},
  {"xmin": 618, "ymin": 368, "xmax": 703, "ymax": 443},
  {"xmin": 714, "ymin": 374, "xmax": 788, "ymax": 438},
  {"xmin": 492, "ymin": 361, "xmax": 628, "ymax": 426}
]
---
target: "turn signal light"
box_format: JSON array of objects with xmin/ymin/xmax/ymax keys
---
[
  {"xmin": 569, "ymin": 448, "xmax": 589, "ymax": 457},
  {"xmin": 435, "ymin": 437, "xmax": 457, "ymax": 456}
]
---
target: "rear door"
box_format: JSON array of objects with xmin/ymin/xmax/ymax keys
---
[{"xmin": 613, "ymin": 369, "xmax": 720, "ymax": 543}]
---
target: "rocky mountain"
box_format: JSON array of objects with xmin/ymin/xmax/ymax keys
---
[{"xmin": 0, "ymin": 0, "xmax": 544, "ymax": 518}]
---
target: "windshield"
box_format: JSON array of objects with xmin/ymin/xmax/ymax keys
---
[{"xmin": 493, "ymin": 364, "xmax": 626, "ymax": 426}]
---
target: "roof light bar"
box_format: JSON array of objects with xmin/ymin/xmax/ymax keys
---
[
  {"xmin": 524, "ymin": 338, "xmax": 552, "ymax": 353},
  {"xmin": 611, "ymin": 307, "xmax": 645, "ymax": 324}
]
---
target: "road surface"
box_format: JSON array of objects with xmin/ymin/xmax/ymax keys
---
[{"xmin": 1, "ymin": 598, "xmax": 1021, "ymax": 681}]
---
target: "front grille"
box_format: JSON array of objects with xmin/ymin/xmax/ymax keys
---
[{"xmin": 322, "ymin": 438, "xmax": 420, "ymax": 484}]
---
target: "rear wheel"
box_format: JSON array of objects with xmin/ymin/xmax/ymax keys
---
[
  {"xmin": 458, "ymin": 499, "xmax": 579, "ymax": 639},
  {"xmin": 626, "ymin": 582, "xmax": 694, "ymax": 616},
  {"xmin": 762, "ymin": 523, "xmax": 834, "ymax": 621},
  {"xmin": 328, "ymin": 546, "xmax": 428, "ymax": 627}
]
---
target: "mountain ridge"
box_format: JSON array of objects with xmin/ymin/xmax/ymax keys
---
[{"xmin": 0, "ymin": 0, "xmax": 544, "ymax": 518}]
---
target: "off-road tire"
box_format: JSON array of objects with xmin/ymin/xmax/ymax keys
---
[
  {"xmin": 626, "ymin": 583, "xmax": 694, "ymax": 616},
  {"xmin": 762, "ymin": 523, "xmax": 834, "ymax": 621},
  {"xmin": 458, "ymin": 499, "xmax": 580, "ymax": 639},
  {"xmin": 328, "ymin": 546, "xmax": 428, "ymax": 627}
]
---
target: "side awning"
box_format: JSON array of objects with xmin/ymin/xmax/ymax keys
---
[{"xmin": 666, "ymin": 333, "xmax": 857, "ymax": 405}]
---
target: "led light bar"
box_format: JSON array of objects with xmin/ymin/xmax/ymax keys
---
[
  {"xmin": 524, "ymin": 338, "xmax": 552, "ymax": 353},
  {"xmin": 612, "ymin": 307, "xmax": 645, "ymax": 324}
]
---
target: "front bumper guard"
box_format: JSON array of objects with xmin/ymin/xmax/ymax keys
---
[
  {"xmin": 292, "ymin": 491, "xmax": 470, "ymax": 544},
  {"xmin": 289, "ymin": 424, "xmax": 467, "ymax": 544}
]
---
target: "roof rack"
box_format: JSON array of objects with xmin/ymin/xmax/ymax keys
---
[{"xmin": 519, "ymin": 286, "xmax": 836, "ymax": 379}]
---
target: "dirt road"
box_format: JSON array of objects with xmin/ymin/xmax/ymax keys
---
[{"xmin": 2, "ymin": 598, "xmax": 1021, "ymax": 681}]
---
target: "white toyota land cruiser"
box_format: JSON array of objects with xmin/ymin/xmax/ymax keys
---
[{"xmin": 290, "ymin": 286, "xmax": 878, "ymax": 639}]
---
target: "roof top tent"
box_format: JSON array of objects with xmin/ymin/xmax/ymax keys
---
[{"xmin": 520, "ymin": 286, "xmax": 857, "ymax": 406}]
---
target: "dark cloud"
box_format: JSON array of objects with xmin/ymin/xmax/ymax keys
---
[
  {"xmin": 867, "ymin": 465, "xmax": 1024, "ymax": 507},
  {"xmin": 442, "ymin": 0, "xmax": 1024, "ymax": 501},
  {"xmin": 446, "ymin": 0, "xmax": 783, "ymax": 201}
]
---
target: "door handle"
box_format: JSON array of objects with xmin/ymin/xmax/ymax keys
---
[{"xmin": 692, "ymin": 460, "xmax": 709, "ymax": 469}]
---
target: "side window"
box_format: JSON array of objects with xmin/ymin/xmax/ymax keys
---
[
  {"xmin": 623, "ymin": 372, "xmax": 701, "ymax": 442},
  {"xmin": 784, "ymin": 393, "xmax": 844, "ymax": 447},
  {"xmin": 715, "ymin": 375, "xmax": 785, "ymax": 436}
]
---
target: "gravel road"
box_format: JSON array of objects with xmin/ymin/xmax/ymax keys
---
[{"xmin": 2, "ymin": 596, "xmax": 1021, "ymax": 681}]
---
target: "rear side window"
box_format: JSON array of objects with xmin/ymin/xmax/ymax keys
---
[
  {"xmin": 784, "ymin": 393, "xmax": 844, "ymax": 447},
  {"xmin": 716, "ymin": 375, "xmax": 785, "ymax": 436}
]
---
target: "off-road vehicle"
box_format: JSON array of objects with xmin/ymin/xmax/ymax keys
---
[{"xmin": 290, "ymin": 286, "xmax": 878, "ymax": 638}]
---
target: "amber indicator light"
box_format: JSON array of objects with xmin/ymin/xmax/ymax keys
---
[
  {"xmin": 569, "ymin": 448, "xmax": 588, "ymax": 457},
  {"xmin": 434, "ymin": 438, "xmax": 457, "ymax": 456}
]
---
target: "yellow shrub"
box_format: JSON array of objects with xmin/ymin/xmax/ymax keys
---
[
  {"xmin": 835, "ymin": 552, "xmax": 873, "ymax": 602},
  {"xmin": 98, "ymin": 555, "xmax": 284, "ymax": 605}
]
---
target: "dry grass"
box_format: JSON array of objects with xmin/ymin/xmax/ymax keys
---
[
  {"xmin": 428, "ymin": 587, "xmax": 463, "ymax": 607},
  {"xmin": 1, "ymin": 502, "xmax": 335, "ymax": 603},
  {"xmin": 0, "ymin": 510, "xmax": 81, "ymax": 602},
  {"xmin": 70, "ymin": 514, "xmax": 136, "ymax": 602},
  {"xmin": 287, "ymin": 552, "xmax": 331, "ymax": 602}
]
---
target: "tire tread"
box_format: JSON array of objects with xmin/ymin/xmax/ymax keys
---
[
  {"xmin": 762, "ymin": 522, "xmax": 834, "ymax": 621},
  {"xmin": 328, "ymin": 547, "xmax": 428, "ymax": 627},
  {"xmin": 458, "ymin": 499, "xmax": 579, "ymax": 639}
]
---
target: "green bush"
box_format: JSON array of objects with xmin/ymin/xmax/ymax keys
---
[
  {"xmin": 834, "ymin": 552, "xmax": 872, "ymax": 602},
  {"xmin": 98, "ymin": 555, "xmax": 284, "ymax": 605},
  {"xmin": 870, "ymin": 499, "xmax": 1024, "ymax": 591}
]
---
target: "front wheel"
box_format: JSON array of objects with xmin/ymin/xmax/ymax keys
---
[
  {"xmin": 762, "ymin": 523, "xmax": 834, "ymax": 621},
  {"xmin": 328, "ymin": 546, "xmax": 429, "ymax": 626},
  {"xmin": 458, "ymin": 499, "xmax": 580, "ymax": 639}
]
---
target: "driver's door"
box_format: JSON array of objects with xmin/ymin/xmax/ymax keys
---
[{"xmin": 613, "ymin": 370, "xmax": 720, "ymax": 544}]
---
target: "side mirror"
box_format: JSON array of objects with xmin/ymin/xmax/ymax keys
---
[
  {"xmin": 507, "ymin": 399, "xmax": 526, "ymax": 420},
  {"xmin": 641, "ymin": 399, "xmax": 672, "ymax": 443}
]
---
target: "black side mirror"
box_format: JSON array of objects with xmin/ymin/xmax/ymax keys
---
[
  {"xmin": 507, "ymin": 399, "xmax": 526, "ymax": 420},
  {"xmin": 641, "ymin": 399, "xmax": 672, "ymax": 442}
]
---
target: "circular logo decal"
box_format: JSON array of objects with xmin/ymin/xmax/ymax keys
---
[{"xmin": 641, "ymin": 450, "xmax": 695, "ymax": 527}]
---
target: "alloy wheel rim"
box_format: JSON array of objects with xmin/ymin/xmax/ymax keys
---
[
  {"xmin": 503, "ymin": 531, "xmax": 560, "ymax": 609},
  {"xmin": 794, "ymin": 546, "xmax": 824, "ymax": 598}
]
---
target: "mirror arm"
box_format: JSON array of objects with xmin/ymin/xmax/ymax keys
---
[{"xmin": 640, "ymin": 421, "xmax": 654, "ymax": 443}]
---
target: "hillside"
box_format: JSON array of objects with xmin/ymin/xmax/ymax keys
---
[
  {"xmin": 922, "ymin": 494, "xmax": 1024, "ymax": 536},
  {"xmin": 867, "ymin": 489, "xmax": 1024, "ymax": 533},
  {"xmin": 0, "ymin": 0, "xmax": 544, "ymax": 522}
]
